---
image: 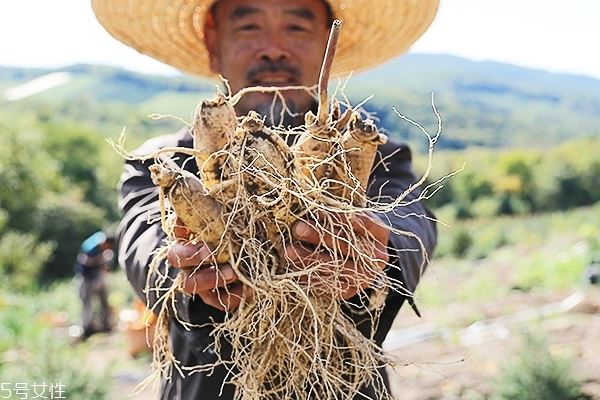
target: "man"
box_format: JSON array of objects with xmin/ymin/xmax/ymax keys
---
[
  {"xmin": 74, "ymin": 230, "xmax": 115, "ymax": 338},
  {"xmin": 93, "ymin": 0, "xmax": 439, "ymax": 398}
]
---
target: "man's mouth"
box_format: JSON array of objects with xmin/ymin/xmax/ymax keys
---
[{"xmin": 250, "ymin": 73, "xmax": 296, "ymax": 87}]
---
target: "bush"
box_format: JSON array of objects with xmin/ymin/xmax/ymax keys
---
[
  {"xmin": 497, "ymin": 194, "xmax": 530, "ymax": 216},
  {"xmin": 36, "ymin": 193, "xmax": 106, "ymax": 282},
  {"xmin": 25, "ymin": 333, "xmax": 110, "ymax": 399},
  {"xmin": 40, "ymin": 122, "xmax": 121, "ymax": 220},
  {"xmin": 0, "ymin": 231, "xmax": 55, "ymax": 292},
  {"xmin": 0, "ymin": 123, "xmax": 64, "ymax": 232},
  {"xmin": 451, "ymin": 229, "xmax": 474, "ymax": 258},
  {"xmin": 0, "ymin": 209, "xmax": 7, "ymax": 231},
  {"xmin": 493, "ymin": 333, "xmax": 585, "ymax": 400}
]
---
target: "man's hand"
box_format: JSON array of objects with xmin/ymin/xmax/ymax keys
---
[
  {"xmin": 285, "ymin": 212, "xmax": 390, "ymax": 300},
  {"xmin": 167, "ymin": 222, "xmax": 243, "ymax": 312}
]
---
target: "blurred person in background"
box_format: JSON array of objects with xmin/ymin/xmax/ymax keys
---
[{"xmin": 74, "ymin": 230, "xmax": 115, "ymax": 339}]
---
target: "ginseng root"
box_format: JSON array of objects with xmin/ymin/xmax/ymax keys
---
[
  {"xmin": 149, "ymin": 162, "xmax": 229, "ymax": 263},
  {"xmin": 193, "ymin": 93, "xmax": 237, "ymax": 188}
]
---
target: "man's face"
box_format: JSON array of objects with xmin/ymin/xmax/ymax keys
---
[{"xmin": 205, "ymin": 0, "xmax": 331, "ymax": 124}]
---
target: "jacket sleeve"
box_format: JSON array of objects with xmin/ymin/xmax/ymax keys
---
[
  {"xmin": 367, "ymin": 141, "xmax": 438, "ymax": 312},
  {"xmin": 116, "ymin": 157, "xmax": 169, "ymax": 306},
  {"xmin": 115, "ymin": 132, "xmax": 197, "ymax": 319}
]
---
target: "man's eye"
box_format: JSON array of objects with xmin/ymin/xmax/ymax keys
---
[
  {"xmin": 288, "ymin": 24, "xmax": 308, "ymax": 33},
  {"xmin": 237, "ymin": 24, "xmax": 260, "ymax": 32}
]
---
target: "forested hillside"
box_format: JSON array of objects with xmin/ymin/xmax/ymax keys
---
[{"xmin": 2, "ymin": 54, "xmax": 599, "ymax": 148}]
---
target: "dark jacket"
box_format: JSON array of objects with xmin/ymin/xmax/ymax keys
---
[{"xmin": 116, "ymin": 128, "xmax": 437, "ymax": 399}]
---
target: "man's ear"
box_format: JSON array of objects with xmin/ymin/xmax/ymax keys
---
[{"xmin": 204, "ymin": 16, "xmax": 221, "ymax": 74}]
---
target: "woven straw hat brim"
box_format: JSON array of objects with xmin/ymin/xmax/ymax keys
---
[{"xmin": 92, "ymin": 0, "xmax": 439, "ymax": 77}]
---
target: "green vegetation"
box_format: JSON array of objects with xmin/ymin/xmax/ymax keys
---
[
  {"xmin": 0, "ymin": 231, "xmax": 54, "ymax": 292},
  {"xmin": 2, "ymin": 58, "xmax": 596, "ymax": 286},
  {"xmin": 3, "ymin": 55, "xmax": 600, "ymax": 148},
  {"xmin": 492, "ymin": 332, "xmax": 585, "ymax": 400},
  {"xmin": 0, "ymin": 286, "xmax": 111, "ymax": 398},
  {"xmin": 434, "ymin": 202, "xmax": 600, "ymax": 262},
  {"xmin": 1, "ymin": 57, "xmax": 598, "ymax": 306},
  {"xmin": 0, "ymin": 114, "xmax": 119, "ymax": 283},
  {"xmin": 415, "ymin": 203, "xmax": 600, "ymax": 310},
  {"xmin": 0, "ymin": 271, "xmax": 142, "ymax": 399},
  {"xmin": 347, "ymin": 54, "xmax": 600, "ymax": 149},
  {"xmin": 421, "ymin": 137, "xmax": 600, "ymax": 222}
]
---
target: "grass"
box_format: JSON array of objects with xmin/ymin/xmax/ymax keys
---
[
  {"xmin": 435, "ymin": 202, "xmax": 600, "ymax": 260},
  {"xmin": 0, "ymin": 269, "xmax": 142, "ymax": 399},
  {"xmin": 515, "ymin": 242, "xmax": 589, "ymax": 290},
  {"xmin": 492, "ymin": 331, "xmax": 585, "ymax": 400},
  {"xmin": 0, "ymin": 289, "xmax": 110, "ymax": 398},
  {"xmin": 415, "ymin": 203, "xmax": 600, "ymax": 309}
]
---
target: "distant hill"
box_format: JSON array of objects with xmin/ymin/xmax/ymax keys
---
[
  {"xmin": 1, "ymin": 55, "xmax": 599, "ymax": 149},
  {"xmin": 346, "ymin": 54, "xmax": 600, "ymax": 149},
  {"xmin": 0, "ymin": 65, "xmax": 216, "ymax": 139}
]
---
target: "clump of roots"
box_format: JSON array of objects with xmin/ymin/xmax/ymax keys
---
[{"xmin": 117, "ymin": 20, "xmax": 448, "ymax": 400}]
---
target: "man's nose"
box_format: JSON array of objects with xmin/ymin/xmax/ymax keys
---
[{"xmin": 257, "ymin": 32, "xmax": 291, "ymax": 63}]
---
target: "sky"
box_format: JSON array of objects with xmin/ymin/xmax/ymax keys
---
[{"xmin": 0, "ymin": 0, "xmax": 598, "ymax": 79}]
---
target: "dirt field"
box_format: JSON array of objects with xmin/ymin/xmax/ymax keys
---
[{"xmin": 385, "ymin": 288, "xmax": 600, "ymax": 399}]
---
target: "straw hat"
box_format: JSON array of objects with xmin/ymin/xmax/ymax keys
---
[{"xmin": 92, "ymin": 0, "xmax": 439, "ymax": 77}]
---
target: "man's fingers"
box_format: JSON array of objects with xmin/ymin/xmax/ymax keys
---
[
  {"xmin": 205, "ymin": 282, "xmax": 245, "ymax": 311},
  {"xmin": 292, "ymin": 212, "xmax": 390, "ymax": 251},
  {"xmin": 284, "ymin": 242, "xmax": 315, "ymax": 263},
  {"xmin": 373, "ymin": 242, "xmax": 390, "ymax": 265},
  {"xmin": 292, "ymin": 221, "xmax": 352, "ymax": 256},
  {"xmin": 172, "ymin": 217, "xmax": 192, "ymax": 239},
  {"xmin": 172, "ymin": 224, "xmax": 192, "ymax": 240},
  {"xmin": 167, "ymin": 242, "xmax": 216, "ymax": 269},
  {"xmin": 284, "ymin": 242, "xmax": 387, "ymax": 300},
  {"xmin": 339, "ymin": 259, "xmax": 382, "ymax": 299},
  {"xmin": 352, "ymin": 212, "xmax": 390, "ymax": 244},
  {"xmin": 182, "ymin": 264, "xmax": 237, "ymax": 294},
  {"xmin": 292, "ymin": 220, "xmax": 384, "ymax": 260},
  {"xmin": 284, "ymin": 244, "xmax": 333, "ymax": 268},
  {"xmin": 313, "ymin": 211, "xmax": 390, "ymax": 242}
]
